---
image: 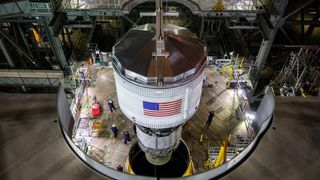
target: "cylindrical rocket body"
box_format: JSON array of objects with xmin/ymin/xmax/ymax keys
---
[
  {"xmin": 113, "ymin": 69, "xmax": 204, "ymax": 164},
  {"xmin": 112, "ymin": 24, "xmax": 206, "ymax": 165},
  {"xmin": 113, "ymin": 70, "xmax": 204, "ymax": 129}
]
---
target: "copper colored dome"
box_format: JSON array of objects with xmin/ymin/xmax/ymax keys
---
[{"xmin": 113, "ymin": 24, "xmax": 206, "ymax": 82}]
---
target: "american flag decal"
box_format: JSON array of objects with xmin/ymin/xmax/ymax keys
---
[{"xmin": 143, "ymin": 99, "xmax": 182, "ymax": 117}]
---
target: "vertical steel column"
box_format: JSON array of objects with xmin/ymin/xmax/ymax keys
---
[
  {"xmin": 41, "ymin": 18, "xmax": 68, "ymax": 69},
  {"xmin": 61, "ymin": 28, "xmax": 66, "ymax": 46},
  {"xmin": 155, "ymin": 0, "xmax": 164, "ymax": 40},
  {"xmin": 65, "ymin": 28, "xmax": 74, "ymax": 49},
  {"xmin": 17, "ymin": 24, "xmax": 33, "ymax": 58},
  {"xmin": 119, "ymin": 15, "xmax": 124, "ymax": 36},
  {"xmin": 300, "ymin": 10, "xmax": 304, "ymax": 41},
  {"xmin": 199, "ymin": 15, "xmax": 205, "ymax": 39},
  {"xmin": 252, "ymin": 0, "xmax": 288, "ymax": 93},
  {"xmin": 0, "ymin": 30, "xmax": 38, "ymax": 67},
  {"xmin": 0, "ymin": 38, "xmax": 15, "ymax": 68}
]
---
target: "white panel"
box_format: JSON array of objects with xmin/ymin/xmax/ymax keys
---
[
  {"xmin": 137, "ymin": 127, "xmax": 156, "ymax": 149},
  {"xmin": 114, "ymin": 71, "xmax": 205, "ymax": 129},
  {"xmin": 136, "ymin": 127, "xmax": 181, "ymax": 150}
]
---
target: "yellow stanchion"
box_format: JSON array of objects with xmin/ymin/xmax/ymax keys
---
[
  {"xmin": 239, "ymin": 57, "xmax": 244, "ymax": 68},
  {"xmin": 87, "ymin": 66, "xmax": 91, "ymax": 77},
  {"xmin": 200, "ymin": 134, "xmax": 204, "ymax": 143}
]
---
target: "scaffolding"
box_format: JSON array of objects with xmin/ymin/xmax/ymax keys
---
[{"xmin": 272, "ymin": 48, "xmax": 320, "ymax": 96}]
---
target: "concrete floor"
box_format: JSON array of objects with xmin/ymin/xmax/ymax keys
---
[
  {"xmin": 0, "ymin": 93, "xmax": 107, "ymax": 180},
  {"xmin": 223, "ymin": 97, "xmax": 320, "ymax": 180},
  {"xmin": 0, "ymin": 93, "xmax": 319, "ymax": 180}
]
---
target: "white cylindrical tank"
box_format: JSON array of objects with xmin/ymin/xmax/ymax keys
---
[
  {"xmin": 112, "ymin": 24, "xmax": 206, "ymax": 165},
  {"xmin": 113, "ymin": 70, "xmax": 204, "ymax": 129}
]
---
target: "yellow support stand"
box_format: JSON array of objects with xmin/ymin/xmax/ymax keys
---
[
  {"xmin": 183, "ymin": 160, "xmax": 194, "ymax": 176},
  {"xmin": 125, "ymin": 157, "xmax": 134, "ymax": 175},
  {"xmin": 213, "ymin": 0, "xmax": 224, "ymax": 11},
  {"xmin": 125, "ymin": 156, "xmax": 194, "ymax": 176},
  {"xmin": 205, "ymin": 135, "xmax": 231, "ymax": 169}
]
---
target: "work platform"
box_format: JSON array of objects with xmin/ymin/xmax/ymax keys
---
[
  {"xmin": 69, "ymin": 64, "xmax": 247, "ymax": 174},
  {"xmin": 65, "ymin": 0, "xmax": 256, "ymax": 11},
  {"xmin": 0, "ymin": 93, "xmax": 319, "ymax": 179}
]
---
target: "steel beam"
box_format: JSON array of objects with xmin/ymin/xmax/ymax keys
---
[
  {"xmin": 0, "ymin": 38, "xmax": 15, "ymax": 68},
  {"xmin": 139, "ymin": 12, "xmax": 179, "ymax": 17},
  {"xmin": 199, "ymin": 15, "xmax": 204, "ymax": 39},
  {"xmin": 0, "ymin": 77, "xmax": 61, "ymax": 87},
  {"xmin": 121, "ymin": 0, "xmax": 200, "ymax": 13},
  {"xmin": 284, "ymin": 45, "xmax": 320, "ymax": 48},
  {"xmin": 41, "ymin": 18, "xmax": 68, "ymax": 69},
  {"xmin": 229, "ymin": 25, "xmax": 258, "ymax": 30},
  {"xmin": 246, "ymin": 30, "xmax": 260, "ymax": 39},
  {"xmin": 285, "ymin": 20, "xmax": 320, "ymax": 25},
  {"xmin": 0, "ymin": 30, "xmax": 39, "ymax": 67},
  {"xmin": 200, "ymin": 11, "xmax": 257, "ymax": 18},
  {"xmin": 0, "ymin": 19, "xmax": 38, "ymax": 23},
  {"xmin": 65, "ymin": 28, "xmax": 73, "ymax": 49},
  {"xmin": 251, "ymin": 0, "xmax": 288, "ymax": 96},
  {"xmin": 280, "ymin": 27, "xmax": 294, "ymax": 44},
  {"xmin": 305, "ymin": 4, "xmax": 320, "ymax": 37},
  {"xmin": 17, "ymin": 24, "xmax": 33, "ymax": 57},
  {"xmin": 66, "ymin": 10, "xmax": 123, "ymax": 19},
  {"xmin": 0, "ymin": 1, "xmax": 31, "ymax": 18},
  {"xmin": 0, "ymin": 69, "xmax": 63, "ymax": 87},
  {"xmin": 0, "ymin": 69, "xmax": 64, "ymax": 79},
  {"xmin": 300, "ymin": 10, "xmax": 304, "ymax": 41},
  {"xmin": 64, "ymin": 24, "xmax": 93, "ymax": 28},
  {"xmin": 183, "ymin": 20, "xmax": 193, "ymax": 28},
  {"xmin": 122, "ymin": 15, "xmax": 135, "ymax": 25},
  {"xmin": 283, "ymin": 0, "xmax": 314, "ymax": 20},
  {"xmin": 86, "ymin": 19, "xmax": 96, "ymax": 45}
]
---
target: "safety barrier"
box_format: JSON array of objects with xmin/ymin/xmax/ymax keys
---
[{"xmin": 57, "ymin": 85, "xmax": 275, "ymax": 179}]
